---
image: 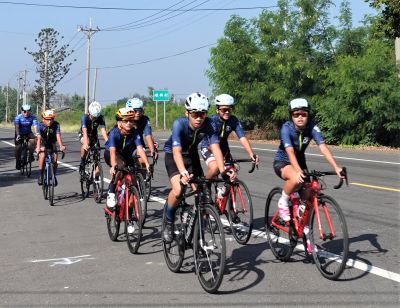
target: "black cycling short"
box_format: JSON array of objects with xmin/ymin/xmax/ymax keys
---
[
  {"xmin": 15, "ymin": 132, "xmax": 35, "ymax": 145},
  {"xmin": 273, "ymin": 160, "xmax": 290, "ymax": 179},
  {"xmin": 104, "ymin": 149, "xmax": 135, "ymax": 167},
  {"xmin": 164, "ymin": 152, "xmax": 203, "ymax": 179}
]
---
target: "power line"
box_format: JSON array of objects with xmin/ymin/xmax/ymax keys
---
[
  {"xmin": 97, "ymin": 42, "xmax": 216, "ymax": 70},
  {"xmin": 0, "ymin": 1, "xmax": 276, "ymax": 12}
]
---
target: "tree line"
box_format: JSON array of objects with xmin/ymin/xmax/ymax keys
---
[{"xmin": 207, "ymin": 0, "xmax": 400, "ymax": 146}]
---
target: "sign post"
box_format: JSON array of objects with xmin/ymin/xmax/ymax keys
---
[{"xmin": 152, "ymin": 89, "xmax": 170, "ymax": 129}]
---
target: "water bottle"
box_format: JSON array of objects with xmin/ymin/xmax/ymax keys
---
[
  {"xmin": 298, "ymin": 202, "xmax": 306, "ymax": 218},
  {"xmin": 217, "ymin": 186, "xmax": 226, "ymax": 199},
  {"xmin": 291, "ymin": 192, "xmax": 300, "ymax": 218},
  {"xmin": 119, "ymin": 184, "xmax": 126, "ymax": 204}
]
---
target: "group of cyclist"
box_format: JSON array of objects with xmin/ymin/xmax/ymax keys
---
[{"xmin": 13, "ymin": 93, "xmax": 343, "ymax": 239}]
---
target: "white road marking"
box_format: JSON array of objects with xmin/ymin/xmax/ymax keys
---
[
  {"xmin": 31, "ymin": 255, "xmax": 95, "ymax": 267},
  {"xmin": 2, "ymin": 140, "xmax": 399, "ymax": 282}
]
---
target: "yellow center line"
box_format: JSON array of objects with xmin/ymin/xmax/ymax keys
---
[{"xmin": 351, "ymin": 182, "xmax": 400, "ymax": 192}]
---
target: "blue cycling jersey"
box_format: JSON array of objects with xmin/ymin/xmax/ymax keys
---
[
  {"xmin": 38, "ymin": 121, "xmax": 61, "ymax": 144},
  {"xmin": 14, "ymin": 114, "xmax": 38, "ymax": 135},
  {"xmin": 80, "ymin": 114, "xmax": 105, "ymax": 138},
  {"xmin": 135, "ymin": 115, "xmax": 152, "ymax": 147},
  {"xmin": 105, "ymin": 126, "xmax": 142, "ymax": 160},
  {"xmin": 200, "ymin": 114, "xmax": 245, "ymax": 153},
  {"xmin": 274, "ymin": 120, "xmax": 325, "ymax": 168},
  {"xmin": 163, "ymin": 117, "xmax": 219, "ymax": 155}
]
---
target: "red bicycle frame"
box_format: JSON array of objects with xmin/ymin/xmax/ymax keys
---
[
  {"xmin": 104, "ymin": 173, "xmax": 141, "ymax": 223},
  {"xmin": 215, "ymin": 182, "xmax": 248, "ymax": 217}
]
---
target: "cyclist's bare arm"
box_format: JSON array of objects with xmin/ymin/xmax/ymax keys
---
[
  {"xmin": 56, "ymin": 133, "xmax": 66, "ymax": 152},
  {"xmin": 136, "ymin": 145, "xmax": 150, "ymax": 170},
  {"xmin": 210, "ymin": 143, "xmax": 236, "ymax": 180},
  {"xmin": 239, "ymin": 136, "xmax": 259, "ymax": 164},
  {"xmin": 318, "ymin": 143, "xmax": 342, "ymax": 177},
  {"xmin": 81, "ymin": 127, "xmax": 89, "ymax": 149},
  {"xmin": 100, "ymin": 127, "xmax": 108, "ymax": 142}
]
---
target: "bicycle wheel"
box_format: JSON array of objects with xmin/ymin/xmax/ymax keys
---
[
  {"xmin": 162, "ymin": 205, "xmax": 185, "ymax": 273},
  {"xmin": 136, "ymin": 173, "xmax": 147, "ymax": 226},
  {"xmin": 265, "ymin": 187, "xmax": 295, "ymax": 261},
  {"xmin": 125, "ymin": 186, "xmax": 143, "ymax": 254},
  {"xmin": 309, "ymin": 195, "xmax": 349, "ymax": 280},
  {"xmin": 20, "ymin": 145, "xmax": 27, "ymax": 175},
  {"xmin": 145, "ymin": 176, "xmax": 152, "ymax": 201},
  {"xmin": 193, "ymin": 204, "xmax": 226, "ymax": 294},
  {"xmin": 80, "ymin": 162, "xmax": 91, "ymax": 199},
  {"xmin": 48, "ymin": 163, "xmax": 55, "ymax": 206},
  {"xmin": 93, "ymin": 162, "xmax": 104, "ymax": 203},
  {"xmin": 42, "ymin": 168, "xmax": 48, "ymax": 200},
  {"xmin": 226, "ymin": 180, "xmax": 253, "ymax": 245},
  {"xmin": 106, "ymin": 208, "xmax": 120, "ymax": 241},
  {"xmin": 26, "ymin": 151, "xmax": 32, "ymax": 178}
]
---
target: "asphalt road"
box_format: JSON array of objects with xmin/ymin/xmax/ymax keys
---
[{"xmin": 0, "ymin": 127, "xmax": 399, "ymax": 307}]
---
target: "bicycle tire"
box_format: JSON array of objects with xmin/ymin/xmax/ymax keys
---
[
  {"xmin": 136, "ymin": 172, "xmax": 147, "ymax": 226},
  {"xmin": 20, "ymin": 144, "xmax": 27, "ymax": 175},
  {"xmin": 309, "ymin": 194, "xmax": 349, "ymax": 280},
  {"xmin": 48, "ymin": 163, "xmax": 55, "ymax": 206},
  {"xmin": 145, "ymin": 176, "xmax": 152, "ymax": 201},
  {"xmin": 26, "ymin": 154, "xmax": 32, "ymax": 178},
  {"xmin": 162, "ymin": 205, "xmax": 185, "ymax": 273},
  {"xmin": 93, "ymin": 162, "xmax": 104, "ymax": 203},
  {"xmin": 80, "ymin": 162, "xmax": 91, "ymax": 199},
  {"xmin": 125, "ymin": 186, "xmax": 143, "ymax": 254},
  {"xmin": 106, "ymin": 209, "xmax": 120, "ymax": 241},
  {"xmin": 226, "ymin": 179, "xmax": 253, "ymax": 245},
  {"xmin": 193, "ymin": 204, "xmax": 226, "ymax": 294},
  {"xmin": 265, "ymin": 187, "xmax": 295, "ymax": 261}
]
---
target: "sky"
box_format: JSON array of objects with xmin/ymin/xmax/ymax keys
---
[{"xmin": 0, "ymin": 0, "xmax": 377, "ymax": 104}]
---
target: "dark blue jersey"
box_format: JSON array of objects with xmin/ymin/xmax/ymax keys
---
[
  {"xmin": 80, "ymin": 114, "xmax": 106, "ymax": 138},
  {"xmin": 38, "ymin": 121, "xmax": 61, "ymax": 144},
  {"xmin": 14, "ymin": 114, "xmax": 38, "ymax": 135},
  {"xmin": 200, "ymin": 114, "xmax": 245, "ymax": 153},
  {"xmin": 274, "ymin": 120, "xmax": 325, "ymax": 168},
  {"xmin": 135, "ymin": 115, "xmax": 152, "ymax": 147},
  {"xmin": 105, "ymin": 127, "xmax": 142, "ymax": 160},
  {"xmin": 163, "ymin": 117, "xmax": 219, "ymax": 155}
]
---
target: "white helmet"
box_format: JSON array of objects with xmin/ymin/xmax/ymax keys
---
[
  {"xmin": 185, "ymin": 92, "xmax": 209, "ymax": 112},
  {"xmin": 21, "ymin": 104, "xmax": 31, "ymax": 111},
  {"xmin": 89, "ymin": 101, "xmax": 102, "ymax": 117},
  {"xmin": 214, "ymin": 94, "xmax": 234, "ymax": 106},
  {"xmin": 126, "ymin": 98, "xmax": 144, "ymax": 109},
  {"xmin": 289, "ymin": 98, "xmax": 310, "ymax": 112}
]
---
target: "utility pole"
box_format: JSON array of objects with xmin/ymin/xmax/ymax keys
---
[
  {"xmin": 92, "ymin": 67, "xmax": 97, "ymax": 102},
  {"xmin": 5, "ymin": 82, "xmax": 9, "ymax": 122},
  {"xmin": 78, "ymin": 19, "xmax": 100, "ymax": 114},
  {"xmin": 22, "ymin": 69, "xmax": 28, "ymax": 104},
  {"xmin": 16, "ymin": 72, "xmax": 21, "ymax": 116}
]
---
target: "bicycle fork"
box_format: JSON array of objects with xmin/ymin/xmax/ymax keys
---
[{"xmin": 314, "ymin": 197, "xmax": 336, "ymax": 241}]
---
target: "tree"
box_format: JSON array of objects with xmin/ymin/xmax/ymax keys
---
[
  {"xmin": 366, "ymin": 0, "xmax": 400, "ymax": 39},
  {"xmin": 25, "ymin": 28, "xmax": 75, "ymax": 110}
]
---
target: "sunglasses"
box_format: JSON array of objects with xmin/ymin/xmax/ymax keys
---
[
  {"xmin": 121, "ymin": 118, "xmax": 135, "ymax": 124},
  {"xmin": 218, "ymin": 107, "xmax": 233, "ymax": 113},
  {"xmin": 133, "ymin": 108, "xmax": 143, "ymax": 113},
  {"xmin": 22, "ymin": 110, "xmax": 30, "ymax": 113},
  {"xmin": 292, "ymin": 111, "xmax": 308, "ymax": 118},
  {"xmin": 190, "ymin": 111, "xmax": 207, "ymax": 119}
]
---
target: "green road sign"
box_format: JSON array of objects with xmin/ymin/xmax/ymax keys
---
[{"xmin": 153, "ymin": 89, "xmax": 170, "ymax": 101}]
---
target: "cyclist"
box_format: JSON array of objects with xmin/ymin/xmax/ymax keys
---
[
  {"xmin": 79, "ymin": 101, "xmax": 108, "ymax": 173},
  {"xmin": 14, "ymin": 103, "xmax": 38, "ymax": 170},
  {"xmin": 126, "ymin": 98, "xmax": 158, "ymax": 164},
  {"xmin": 200, "ymin": 94, "xmax": 259, "ymax": 179},
  {"xmin": 274, "ymin": 98, "xmax": 342, "ymax": 222},
  {"xmin": 35, "ymin": 110, "xmax": 66, "ymax": 186},
  {"xmin": 162, "ymin": 92, "xmax": 236, "ymax": 243},
  {"xmin": 104, "ymin": 107, "xmax": 150, "ymax": 209}
]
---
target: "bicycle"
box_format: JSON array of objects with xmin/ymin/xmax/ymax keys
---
[
  {"xmin": 104, "ymin": 165, "xmax": 143, "ymax": 254},
  {"xmin": 19, "ymin": 136, "xmax": 33, "ymax": 177},
  {"xmin": 212, "ymin": 158, "xmax": 257, "ymax": 245},
  {"xmin": 37, "ymin": 149, "xmax": 64, "ymax": 206},
  {"xmin": 131, "ymin": 154, "xmax": 151, "ymax": 226},
  {"xmin": 265, "ymin": 167, "xmax": 349, "ymax": 280},
  {"xmin": 162, "ymin": 177, "xmax": 226, "ymax": 294},
  {"xmin": 80, "ymin": 144, "xmax": 105, "ymax": 203}
]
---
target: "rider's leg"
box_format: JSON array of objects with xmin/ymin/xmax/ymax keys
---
[
  {"xmin": 278, "ymin": 164, "xmax": 300, "ymax": 222},
  {"xmin": 37, "ymin": 147, "xmax": 45, "ymax": 185},
  {"xmin": 79, "ymin": 138, "xmax": 87, "ymax": 172},
  {"xmin": 28, "ymin": 136, "xmax": 35, "ymax": 161},
  {"xmin": 15, "ymin": 138, "xmax": 22, "ymax": 170}
]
